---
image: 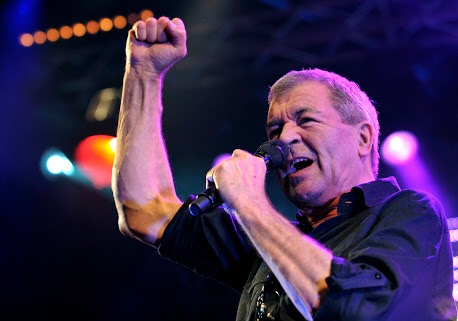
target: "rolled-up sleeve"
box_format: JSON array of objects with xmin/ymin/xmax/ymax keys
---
[
  {"xmin": 314, "ymin": 190, "xmax": 456, "ymax": 321},
  {"xmin": 158, "ymin": 196, "xmax": 258, "ymax": 292}
]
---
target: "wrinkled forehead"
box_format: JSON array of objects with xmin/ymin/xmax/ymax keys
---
[{"xmin": 267, "ymin": 81, "xmax": 333, "ymax": 118}]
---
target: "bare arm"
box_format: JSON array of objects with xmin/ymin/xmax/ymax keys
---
[
  {"xmin": 112, "ymin": 17, "xmax": 187, "ymax": 246},
  {"xmin": 210, "ymin": 149, "xmax": 333, "ymax": 316}
]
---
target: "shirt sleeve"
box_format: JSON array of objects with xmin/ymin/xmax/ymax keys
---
[
  {"xmin": 314, "ymin": 190, "xmax": 456, "ymax": 321},
  {"xmin": 158, "ymin": 196, "xmax": 258, "ymax": 292}
]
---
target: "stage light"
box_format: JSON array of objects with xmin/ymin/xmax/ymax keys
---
[
  {"xmin": 74, "ymin": 135, "xmax": 116, "ymax": 189},
  {"xmin": 140, "ymin": 9, "xmax": 154, "ymax": 21},
  {"xmin": 40, "ymin": 148, "xmax": 75, "ymax": 177},
  {"xmin": 33, "ymin": 30, "xmax": 46, "ymax": 44},
  {"xmin": 19, "ymin": 33, "xmax": 34, "ymax": 47},
  {"xmin": 113, "ymin": 16, "xmax": 127, "ymax": 29},
  {"xmin": 46, "ymin": 28, "xmax": 60, "ymax": 42},
  {"xmin": 85, "ymin": 88, "xmax": 120, "ymax": 122},
  {"xmin": 86, "ymin": 20, "xmax": 99, "ymax": 34},
  {"xmin": 59, "ymin": 25, "xmax": 73, "ymax": 39},
  {"xmin": 99, "ymin": 17, "xmax": 113, "ymax": 32},
  {"xmin": 72, "ymin": 23, "xmax": 86, "ymax": 37},
  {"xmin": 127, "ymin": 13, "xmax": 140, "ymax": 25},
  {"xmin": 381, "ymin": 131, "xmax": 418, "ymax": 166}
]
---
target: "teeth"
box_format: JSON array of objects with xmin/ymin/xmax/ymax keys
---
[
  {"xmin": 291, "ymin": 158, "xmax": 309, "ymax": 167},
  {"xmin": 288, "ymin": 157, "xmax": 312, "ymax": 174}
]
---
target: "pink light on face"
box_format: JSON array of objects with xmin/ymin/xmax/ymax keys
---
[{"xmin": 381, "ymin": 131, "xmax": 418, "ymax": 166}]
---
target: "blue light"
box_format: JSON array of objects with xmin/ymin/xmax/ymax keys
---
[{"xmin": 41, "ymin": 148, "xmax": 75, "ymax": 177}]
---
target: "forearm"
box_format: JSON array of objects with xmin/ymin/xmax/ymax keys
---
[
  {"xmin": 232, "ymin": 199, "xmax": 332, "ymax": 315},
  {"xmin": 112, "ymin": 65, "xmax": 181, "ymax": 244}
]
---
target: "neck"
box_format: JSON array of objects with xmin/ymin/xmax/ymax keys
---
[{"xmin": 305, "ymin": 206, "xmax": 339, "ymax": 229}]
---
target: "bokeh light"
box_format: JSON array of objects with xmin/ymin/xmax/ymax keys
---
[
  {"xmin": 59, "ymin": 25, "xmax": 73, "ymax": 39},
  {"xmin": 381, "ymin": 131, "xmax": 418, "ymax": 166},
  {"xmin": 86, "ymin": 20, "xmax": 100, "ymax": 34},
  {"xmin": 72, "ymin": 23, "xmax": 86, "ymax": 37},
  {"xmin": 19, "ymin": 33, "xmax": 34, "ymax": 47},
  {"xmin": 99, "ymin": 17, "xmax": 113, "ymax": 32},
  {"xmin": 74, "ymin": 135, "xmax": 116, "ymax": 189},
  {"xmin": 40, "ymin": 148, "xmax": 75, "ymax": 177},
  {"xmin": 46, "ymin": 28, "xmax": 60, "ymax": 42},
  {"xmin": 140, "ymin": 9, "xmax": 154, "ymax": 20},
  {"xmin": 18, "ymin": 9, "xmax": 153, "ymax": 47},
  {"xmin": 113, "ymin": 15, "xmax": 127, "ymax": 29},
  {"xmin": 33, "ymin": 30, "xmax": 46, "ymax": 44}
]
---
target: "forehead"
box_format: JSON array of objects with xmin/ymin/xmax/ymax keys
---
[{"xmin": 267, "ymin": 81, "xmax": 334, "ymax": 119}]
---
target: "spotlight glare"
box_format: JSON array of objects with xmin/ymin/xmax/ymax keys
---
[
  {"xmin": 109, "ymin": 137, "xmax": 117, "ymax": 152},
  {"xmin": 381, "ymin": 131, "xmax": 418, "ymax": 166}
]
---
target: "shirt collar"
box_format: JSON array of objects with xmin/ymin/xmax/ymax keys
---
[
  {"xmin": 354, "ymin": 176, "xmax": 401, "ymax": 207},
  {"xmin": 296, "ymin": 176, "xmax": 401, "ymax": 230}
]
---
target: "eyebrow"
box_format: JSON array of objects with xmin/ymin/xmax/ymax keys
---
[{"xmin": 266, "ymin": 107, "xmax": 322, "ymax": 130}]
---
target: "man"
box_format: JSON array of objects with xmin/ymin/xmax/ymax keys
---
[{"xmin": 112, "ymin": 16, "xmax": 456, "ymax": 320}]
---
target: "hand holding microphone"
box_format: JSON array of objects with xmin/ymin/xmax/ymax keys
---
[{"xmin": 189, "ymin": 139, "xmax": 289, "ymax": 216}]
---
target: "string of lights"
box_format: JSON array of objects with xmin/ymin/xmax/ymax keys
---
[{"xmin": 18, "ymin": 9, "xmax": 154, "ymax": 47}]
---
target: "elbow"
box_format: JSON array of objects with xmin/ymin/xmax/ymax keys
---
[
  {"xmin": 113, "ymin": 194, "xmax": 182, "ymax": 247},
  {"xmin": 113, "ymin": 195, "xmax": 140, "ymax": 239},
  {"xmin": 116, "ymin": 204, "xmax": 162, "ymax": 247}
]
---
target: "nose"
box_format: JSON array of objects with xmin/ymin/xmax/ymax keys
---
[{"xmin": 279, "ymin": 123, "xmax": 301, "ymax": 147}]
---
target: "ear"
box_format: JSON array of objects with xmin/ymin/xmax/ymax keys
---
[{"xmin": 357, "ymin": 121, "xmax": 374, "ymax": 158}]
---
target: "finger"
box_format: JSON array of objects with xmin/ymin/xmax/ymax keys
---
[
  {"xmin": 156, "ymin": 16, "xmax": 170, "ymax": 43},
  {"xmin": 232, "ymin": 149, "xmax": 251, "ymax": 158},
  {"xmin": 167, "ymin": 18, "xmax": 187, "ymax": 52},
  {"xmin": 206, "ymin": 170, "xmax": 215, "ymax": 184},
  {"xmin": 132, "ymin": 20, "xmax": 147, "ymax": 41},
  {"xmin": 171, "ymin": 17, "xmax": 185, "ymax": 29},
  {"xmin": 145, "ymin": 17, "xmax": 158, "ymax": 43},
  {"xmin": 206, "ymin": 167, "xmax": 220, "ymax": 189}
]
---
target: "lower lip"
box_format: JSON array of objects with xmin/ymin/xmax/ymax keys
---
[{"xmin": 291, "ymin": 165, "xmax": 312, "ymax": 177}]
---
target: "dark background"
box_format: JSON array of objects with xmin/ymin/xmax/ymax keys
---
[{"xmin": 1, "ymin": 0, "xmax": 457, "ymax": 320}]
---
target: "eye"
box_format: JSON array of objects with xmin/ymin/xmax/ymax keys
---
[
  {"xmin": 298, "ymin": 117, "xmax": 314, "ymax": 126},
  {"xmin": 268, "ymin": 128, "xmax": 280, "ymax": 140},
  {"xmin": 267, "ymin": 126, "xmax": 282, "ymax": 140}
]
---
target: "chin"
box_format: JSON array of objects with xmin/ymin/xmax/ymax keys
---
[{"xmin": 284, "ymin": 180, "xmax": 327, "ymax": 207}]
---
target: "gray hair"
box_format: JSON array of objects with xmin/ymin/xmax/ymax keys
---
[{"xmin": 268, "ymin": 68, "xmax": 380, "ymax": 177}]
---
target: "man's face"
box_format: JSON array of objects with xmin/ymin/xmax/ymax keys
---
[{"xmin": 267, "ymin": 81, "xmax": 363, "ymax": 212}]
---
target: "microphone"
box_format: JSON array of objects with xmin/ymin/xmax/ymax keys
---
[{"xmin": 188, "ymin": 139, "xmax": 289, "ymax": 216}]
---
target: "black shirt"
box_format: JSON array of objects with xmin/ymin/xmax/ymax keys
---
[{"xmin": 159, "ymin": 177, "xmax": 457, "ymax": 320}]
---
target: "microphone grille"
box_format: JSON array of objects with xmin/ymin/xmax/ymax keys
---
[{"xmin": 255, "ymin": 139, "xmax": 289, "ymax": 171}]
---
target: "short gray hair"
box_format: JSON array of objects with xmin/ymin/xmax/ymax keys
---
[{"xmin": 268, "ymin": 68, "xmax": 380, "ymax": 177}]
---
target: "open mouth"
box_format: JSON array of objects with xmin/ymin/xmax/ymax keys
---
[{"xmin": 290, "ymin": 158, "xmax": 313, "ymax": 174}]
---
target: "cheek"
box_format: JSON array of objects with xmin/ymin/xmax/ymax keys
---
[{"xmin": 321, "ymin": 134, "xmax": 359, "ymax": 169}]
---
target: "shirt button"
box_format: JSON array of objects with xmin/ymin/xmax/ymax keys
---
[{"xmin": 375, "ymin": 272, "xmax": 382, "ymax": 279}]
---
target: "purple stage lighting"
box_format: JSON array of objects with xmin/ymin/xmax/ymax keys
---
[
  {"xmin": 381, "ymin": 131, "xmax": 418, "ymax": 166},
  {"xmin": 212, "ymin": 153, "xmax": 232, "ymax": 167}
]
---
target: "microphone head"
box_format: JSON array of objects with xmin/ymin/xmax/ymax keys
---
[{"xmin": 255, "ymin": 139, "xmax": 289, "ymax": 172}]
